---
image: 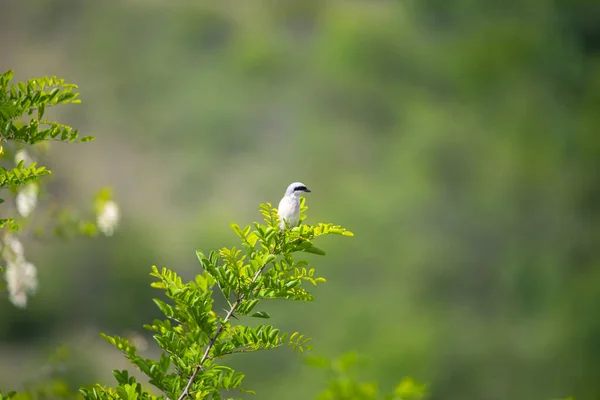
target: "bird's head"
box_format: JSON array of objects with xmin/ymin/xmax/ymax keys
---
[{"xmin": 285, "ymin": 182, "xmax": 311, "ymax": 197}]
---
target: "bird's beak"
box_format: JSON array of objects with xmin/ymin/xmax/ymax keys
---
[{"xmin": 305, "ymin": 188, "xmax": 311, "ymax": 193}]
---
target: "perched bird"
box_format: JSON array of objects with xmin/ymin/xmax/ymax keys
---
[{"xmin": 277, "ymin": 182, "xmax": 311, "ymax": 230}]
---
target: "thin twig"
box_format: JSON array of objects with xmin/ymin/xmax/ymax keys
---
[
  {"xmin": 177, "ymin": 248, "xmax": 275, "ymax": 400},
  {"xmin": 178, "ymin": 365, "xmax": 202, "ymax": 400}
]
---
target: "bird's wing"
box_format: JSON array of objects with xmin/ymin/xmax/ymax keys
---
[{"xmin": 277, "ymin": 197, "xmax": 285, "ymax": 212}]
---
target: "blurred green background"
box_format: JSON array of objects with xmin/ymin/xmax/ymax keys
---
[{"xmin": 1, "ymin": 0, "xmax": 600, "ymax": 399}]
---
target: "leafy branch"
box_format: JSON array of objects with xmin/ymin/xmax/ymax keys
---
[
  {"xmin": 82, "ymin": 199, "xmax": 353, "ymax": 399},
  {"xmin": 1, "ymin": 70, "xmax": 118, "ymax": 310},
  {"xmin": 178, "ymin": 251, "xmax": 271, "ymax": 400},
  {"xmin": 0, "ymin": 161, "xmax": 49, "ymax": 189},
  {"xmin": 0, "ymin": 70, "xmax": 93, "ymax": 144}
]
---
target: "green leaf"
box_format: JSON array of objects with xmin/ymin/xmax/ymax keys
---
[
  {"xmin": 285, "ymin": 279, "xmax": 300, "ymax": 288},
  {"xmin": 153, "ymin": 298, "xmax": 175, "ymax": 318},
  {"xmin": 231, "ymin": 222, "xmax": 244, "ymax": 238},
  {"xmin": 251, "ymin": 311, "xmax": 271, "ymax": 319},
  {"xmin": 303, "ymin": 244, "xmax": 326, "ymax": 256},
  {"xmin": 394, "ymin": 377, "xmax": 428, "ymax": 399}
]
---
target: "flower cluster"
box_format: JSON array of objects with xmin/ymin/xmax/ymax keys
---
[
  {"xmin": 1, "ymin": 150, "xmax": 120, "ymax": 308},
  {"xmin": 97, "ymin": 200, "xmax": 119, "ymax": 236},
  {"xmin": 2, "ymin": 235, "xmax": 38, "ymax": 308},
  {"xmin": 0, "ymin": 150, "xmax": 40, "ymax": 307}
]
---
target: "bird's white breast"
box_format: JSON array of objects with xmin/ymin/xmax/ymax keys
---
[{"xmin": 278, "ymin": 195, "xmax": 300, "ymax": 228}]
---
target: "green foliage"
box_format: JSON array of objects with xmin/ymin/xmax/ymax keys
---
[
  {"xmin": 0, "ymin": 345, "xmax": 80, "ymax": 400},
  {"xmin": 309, "ymin": 353, "xmax": 428, "ymax": 400},
  {"xmin": 0, "ymin": 161, "xmax": 49, "ymax": 189},
  {"xmin": 94, "ymin": 187, "xmax": 114, "ymax": 216},
  {"xmin": 0, "ymin": 70, "xmax": 116, "ymax": 310},
  {"xmin": 0, "ymin": 70, "xmax": 93, "ymax": 144},
  {"xmin": 2, "ymin": 1, "xmax": 597, "ymax": 398},
  {"xmin": 82, "ymin": 202, "xmax": 352, "ymax": 399},
  {"xmin": 0, "ymin": 69, "xmax": 102, "ymax": 235},
  {"xmin": 80, "ymin": 372, "xmax": 160, "ymax": 400},
  {"xmin": 391, "ymin": 378, "xmax": 428, "ymax": 400},
  {"xmin": 50, "ymin": 188, "xmax": 118, "ymax": 239},
  {"xmin": 0, "ymin": 218, "xmax": 16, "ymax": 230}
]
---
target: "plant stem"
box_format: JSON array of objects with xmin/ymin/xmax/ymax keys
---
[{"xmin": 177, "ymin": 251, "xmax": 273, "ymax": 400}]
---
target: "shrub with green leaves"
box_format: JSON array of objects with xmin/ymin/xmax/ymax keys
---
[
  {"xmin": 80, "ymin": 200, "xmax": 353, "ymax": 400},
  {"xmin": 308, "ymin": 352, "xmax": 428, "ymax": 400},
  {"xmin": 0, "ymin": 70, "xmax": 118, "ymax": 308}
]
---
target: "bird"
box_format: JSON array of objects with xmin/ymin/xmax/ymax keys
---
[{"xmin": 277, "ymin": 182, "xmax": 311, "ymax": 230}]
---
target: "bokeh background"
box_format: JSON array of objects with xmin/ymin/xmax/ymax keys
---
[{"xmin": 2, "ymin": 1, "xmax": 600, "ymax": 399}]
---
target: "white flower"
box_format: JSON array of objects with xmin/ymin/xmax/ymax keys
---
[
  {"xmin": 2, "ymin": 235, "xmax": 38, "ymax": 308},
  {"xmin": 5, "ymin": 260, "xmax": 38, "ymax": 308},
  {"xmin": 3, "ymin": 235, "xmax": 24, "ymax": 262},
  {"xmin": 97, "ymin": 200, "xmax": 120, "ymax": 236},
  {"xmin": 16, "ymin": 183, "xmax": 38, "ymax": 217},
  {"xmin": 14, "ymin": 149, "xmax": 33, "ymax": 167}
]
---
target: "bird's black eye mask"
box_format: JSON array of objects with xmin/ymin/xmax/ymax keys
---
[{"xmin": 294, "ymin": 186, "xmax": 310, "ymax": 192}]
